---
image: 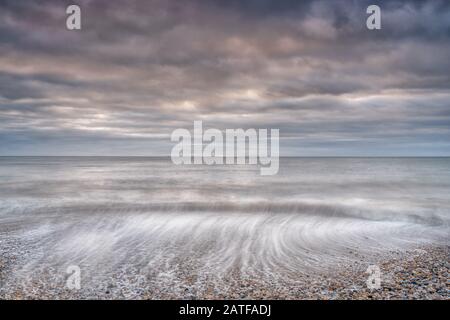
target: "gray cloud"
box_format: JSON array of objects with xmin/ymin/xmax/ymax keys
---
[{"xmin": 0, "ymin": 0, "xmax": 449, "ymax": 156}]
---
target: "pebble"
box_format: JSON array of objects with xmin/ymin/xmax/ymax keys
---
[{"xmin": 1, "ymin": 242, "xmax": 449, "ymax": 300}]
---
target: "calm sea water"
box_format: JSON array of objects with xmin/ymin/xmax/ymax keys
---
[{"xmin": 0, "ymin": 157, "xmax": 449, "ymax": 295}]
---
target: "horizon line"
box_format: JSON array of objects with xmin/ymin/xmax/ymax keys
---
[{"xmin": 1, "ymin": 155, "xmax": 449, "ymax": 158}]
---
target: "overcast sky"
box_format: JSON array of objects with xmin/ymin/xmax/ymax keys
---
[{"xmin": 0, "ymin": 0, "xmax": 449, "ymax": 156}]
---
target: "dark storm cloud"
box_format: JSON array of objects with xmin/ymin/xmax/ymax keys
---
[{"xmin": 0, "ymin": 0, "xmax": 449, "ymax": 155}]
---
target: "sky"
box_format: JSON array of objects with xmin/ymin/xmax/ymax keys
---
[{"xmin": 0, "ymin": 0, "xmax": 449, "ymax": 156}]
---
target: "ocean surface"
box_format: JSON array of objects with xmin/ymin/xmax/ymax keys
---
[{"xmin": 0, "ymin": 157, "xmax": 449, "ymax": 296}]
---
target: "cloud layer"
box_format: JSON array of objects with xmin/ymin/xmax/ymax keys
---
[{"xmin": 1, "ymin": 0, "xmax": 449, "ymax": 155}]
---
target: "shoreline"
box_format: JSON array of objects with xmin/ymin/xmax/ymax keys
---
[{"xmin": 1, "ymin": 244, "xmax": 448, "ymax": 300}]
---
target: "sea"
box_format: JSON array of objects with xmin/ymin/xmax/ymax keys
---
[{"xmin": 0, "ymin": 157, "xmax": 448, "ymax": 297}]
